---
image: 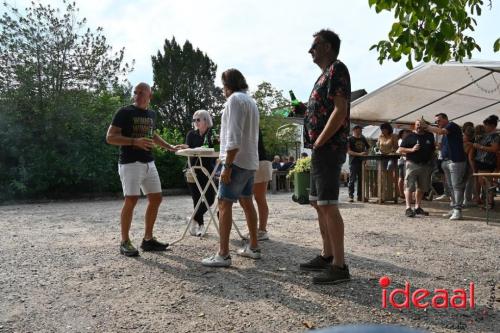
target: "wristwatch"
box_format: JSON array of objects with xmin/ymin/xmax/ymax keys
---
[{"xmin": 223, "ymin": 162, "xmax": 233, "ymax": 169}]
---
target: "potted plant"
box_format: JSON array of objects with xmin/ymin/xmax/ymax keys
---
[{"xmin": 288, "ymin": 156, "xmax": 311, "ymax": 204}]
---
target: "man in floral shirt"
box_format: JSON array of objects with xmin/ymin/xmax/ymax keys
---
[{"xmin": 299, "ymin": 29, "xmax": 351, "ymax": 284}]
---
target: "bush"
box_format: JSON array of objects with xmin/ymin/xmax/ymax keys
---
[{"xmin": 153, "ymin": 128, "xmax": 186, "ymax": 189}]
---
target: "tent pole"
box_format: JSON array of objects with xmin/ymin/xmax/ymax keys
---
[{"xmin": 450, "ymin": 100, "xmax": 500, "ymax": 122}]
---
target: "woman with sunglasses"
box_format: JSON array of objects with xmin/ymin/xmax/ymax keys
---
[{"xmin": 177, "ymin": 110, "xmax": 217, "ymax": 236}]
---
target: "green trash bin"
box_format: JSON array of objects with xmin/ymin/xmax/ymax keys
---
[{"xmin": 292, "ymin": 172, "xmax": 310, "ymax": 204}]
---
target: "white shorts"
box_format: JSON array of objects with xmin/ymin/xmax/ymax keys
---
[
  {"xmin": 118, "ymin": 161, "xmax": 162, "ymax": 196},
  {"xmin": 254, "ymin": 160, "xmax": 272, "ymax": 184}
]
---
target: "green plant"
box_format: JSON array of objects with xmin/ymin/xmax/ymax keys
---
[{"xmin": 287, "ymin": 157, "xmax": 311, "ymax": 178}]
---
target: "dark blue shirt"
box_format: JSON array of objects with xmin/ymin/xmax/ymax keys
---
[{"xmin": 441, "ymin": 122, "xmax": 465, "ymax": 162}]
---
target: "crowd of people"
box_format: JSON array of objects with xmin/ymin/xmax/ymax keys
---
[
  {"xmin": 105, "ymin": 29, "xmax": 351, "ymax": 285},
  {"xmin": 346, "ymin": 114, "xmax": 500, "ymax": 220}
]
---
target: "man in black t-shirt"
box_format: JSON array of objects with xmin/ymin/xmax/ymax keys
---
[
  {"xmin": 398, "ymin": 119, "xmax": 435, "ymax": 217},
  {"xmin": 347, "ymin": 125, "xmax": 369, "ymax": 202},
  {"xmin": 106, "ymin": 82, "xmax": 178, "ymax": 256}
]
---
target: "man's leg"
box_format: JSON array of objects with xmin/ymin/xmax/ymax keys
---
[
  {"xmin": 355, "ymin": 163, "xmax": 363, "ymax": 200},
  {"xmin": 414, "ymin": 189, "xmax": 424, "ymax": 208},
  {"xmin": 144, "ymin": 192, "xmax": 162, "ymax": 240},
  {"xmin": 312, "ymin": 201, "xmax": 333, "ymax": 258},
  {"xmin": 318, "ymin": 204, "xmax": 344, "ymax": 267},
  {"xmin": 121, "ymin": 196, "xmax": 139, "ymax": 241},
  {"xmin": 218, "ymin": 199, "xmax": 233, "ymax": 256},
  {"xmin": 441, "ymin": 161, "xmax": 456, "ymax": 208},
  {"xmin": 449, "ymin": 161, "xmax": 466, "ymax": 210},
  {"xmin": 239, "ymin": 197, "xmax": 259, "ymax": 249},
  {"xmin": 404, "ymin": 189, "xmax": 413, "ymax": 209},
  {"xmin": 348, "ymin": 163, "xmax": 356, "ymax": 199},
  {"xmin": 253, "ymin": 182, "xmax": 269, "ymax": 232}
]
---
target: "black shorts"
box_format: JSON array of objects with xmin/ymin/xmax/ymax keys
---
[{"xmin": 309, "ymin": 146, "xmax": 346, "ymax": 205}]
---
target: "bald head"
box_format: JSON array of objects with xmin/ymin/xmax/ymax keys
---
[{"xmin": 133, "ymin": 82, "xmax": 152, "ymax": 110}]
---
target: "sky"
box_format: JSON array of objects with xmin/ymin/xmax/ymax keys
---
[{"xmin": 4, "ymin": 0, "xmax": 500, "ymax": 101}]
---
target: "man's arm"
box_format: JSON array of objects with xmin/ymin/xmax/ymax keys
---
[
  {"xmin": 425, "ymin": 124, "xmax": 448, "ymax": 136},
  {"xmin": 106, "ymin": 125, "xmax": 152, "ymax": 151},
  {"xmin": 347, "ymin": 146, "xmax": 366, "ymax": 156},
  {"xmin": 473, "ymin": 142, "xmax": 499, "ymax": 153},
  {"xmin": 313, "ymin": 95, "xmax": 347, "ymax": 149},
  {"xmin": 397, "ymin": 146, "xmax": 417, "ymax": 154},
  {"xmin": 153, "ymin": 133, "xmax": 178, "ymax": 152},
  {"xmin": 220, "ymin": 148, "xmax": 239, "ymax": 184}
]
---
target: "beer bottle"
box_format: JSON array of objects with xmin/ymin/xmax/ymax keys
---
[
  {"xmin": 202, "ymin": 131, "xmax": 209, "ymax": 148},
  {"xmin": 289, "ymin": 90, "xmax": 300, "ymax": 107},
  {"xmin": 289, "ymin": 90, "xmax": 306, "ymax": 117}
]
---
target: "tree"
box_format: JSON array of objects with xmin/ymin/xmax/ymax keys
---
[
  {"xmin": 0, "ymin": 1, "xmax": 132, "ymax": 200},
  {"xmin": 251, "ymin": 82, "xmax": 297, "ymax": 158},
  {"xmin": 151, "ymin": 37, "xmax": 225, "ymax": 134},
  {"xmin": 369, "ymin": 0, "xmax": 500, "ymax": 69},
  {"xmin": 0, "ymin": 0, "xmax": 132, "ymax": 108}
]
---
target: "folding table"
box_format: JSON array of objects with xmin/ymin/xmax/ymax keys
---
[{"xmin": 170, "ymin": 148, "xmax": 245, "ymax": 245}]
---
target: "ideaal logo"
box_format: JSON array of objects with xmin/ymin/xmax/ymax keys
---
[{"xmin": 380, "ymin": 276, "xmax": 475, "ymax": 309}]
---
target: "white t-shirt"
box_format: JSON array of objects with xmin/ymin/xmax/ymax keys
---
[{"xmin": 219, "ymin": 92, "xmax": 259, "ymax": 170}]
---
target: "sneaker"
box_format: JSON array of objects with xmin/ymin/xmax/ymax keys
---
[
  {"xmin": 196, "ymin": 223, "xmax": 205, "ymax": 237},
  {"xmin": 189, "ymin": 221, "xmax": 204, "ymax": 236},
  {"xmin": 299, "ymin": 255, "xmax": 333, "ymax": 271},
  {"xmin": 435, "ymin": 194, "xmax": 450, "ymax": 201},
  {"xmin": 348, "ymin": 197, "xmax": 354, "ymax": 203},
  {"xmin": 312, "ymin": 264, "xmax": 351, "ymax": 285},
  {"xmin": 449, "ymin": 209, "xmax": 463, "ymax": 220},
  {"xmin": 442, "ymin": 210, "xmax": 453, "ymax": 218},
  {"xmin": 201, "ymin": 253, "xmax": 232, "ymax": 267},
  {"xmin": 243, "ymin": 230, "xmax": 269, "ymax": 241},
  {"xmin": 120, "ymin": 240, "xmax": 139, "ymax": 257},
  {"xmin": 189, "ymin": 220, "xmax": 198, "ymax": 236},
  {"xmin": 237, "ymin": 244, "xmax": 262, "ymax": 259},
  {"xmin": 140, "ymin": 237, "xmax": 169, "ymax": 251},
  {"xmin": 405, "ymin": 208, "xmax": 416, "ymax": 218},
  {"xmin": 414, "ymin": 207, "xmax": 429, "ymax": 216},
  {"xmin": 257, "ymin": 230, "xmax": 269, "ymax": 241}
]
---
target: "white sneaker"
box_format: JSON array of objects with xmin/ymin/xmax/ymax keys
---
[
  {"xmin": 237, "ymin": 244, "xmax": 262, "ymax": 259},
  {"xmin": 449, "ymin": 209, "xmax": 463, "ymax": 220},
  {"xmin": 442, "ymin": 210, "xmax": 453, "ymax": 218},
  {"xmin": 435, "ymin": 194, "xmax": 450, "ymax": 201},
  {"xmin": 196, "ymin": 224, "xmax": 205, "ymax": 237},
  {"xmin": 243, "ymin": 230, "xmax": 269, "ymax": 241},
  {"xmin": 189, "ymin": 220, "xmax": 198, "ymax": 236},
  {"xmin": 257, "ymin": 230, "xmax": 269, "ymax": 241},
  {"xmin": 201, "ymin": 253, "xmax": 232, "ymax": 267}
]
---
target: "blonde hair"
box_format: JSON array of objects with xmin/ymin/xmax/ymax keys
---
[{"xmin": 192, "ymin": 109, "xmax": 213, "ymax": 129}]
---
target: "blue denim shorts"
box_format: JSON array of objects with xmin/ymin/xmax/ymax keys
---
[{"xmin": 218, "ymin": 164, "xmax": 255, "ymax": 202}]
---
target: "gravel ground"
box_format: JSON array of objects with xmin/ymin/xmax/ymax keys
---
[{"xmin": 0, "ymin": 189, "xmax": 499, "ymax": 333}]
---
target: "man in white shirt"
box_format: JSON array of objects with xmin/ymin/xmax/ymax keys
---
[{"xmin": 202, "ymin": 69, "xmax": 260, "ymax": 267}]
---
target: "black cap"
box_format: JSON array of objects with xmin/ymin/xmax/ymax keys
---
[{"xmin": 353, "ymin": 125, "xmax": 362, "ymax": 130}]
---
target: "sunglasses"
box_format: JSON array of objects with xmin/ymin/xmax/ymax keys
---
[
  {"xmin": 193, "ymin": 118, "xmax": 202, "ymax": 122},
  {"xmin": 310, "ymin": 41, "xmax": 324, "ymax": 50}
]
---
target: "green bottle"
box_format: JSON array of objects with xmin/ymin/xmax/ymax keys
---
[
  {"xmin": 289, "ymin": 90, "xmax": 300, "ymax": 107},
  {"xmin": 202, "ymin": 132, "xmax": 209, "ymax": 148},
  {"xmin": 289, "ymin": 90, "xmax": 306, "ymax": 117}
]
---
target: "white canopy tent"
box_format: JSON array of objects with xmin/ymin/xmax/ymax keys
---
[
  {"xmin": 351, "ymin": 60, "xmax": 500, "ymax": 127},
  {"xmin": 362, "ymin": 125, "xmax": 401, "ymax": 141}
]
